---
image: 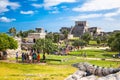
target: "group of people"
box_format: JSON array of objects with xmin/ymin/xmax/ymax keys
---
[{"xmin": 16, "ymin": 51, "xmax": 46, "ymax": 63}]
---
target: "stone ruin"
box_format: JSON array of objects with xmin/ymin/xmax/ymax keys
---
[{"xmin": 65, "ymin": 62, "xmax": 120, "ymax": 80}]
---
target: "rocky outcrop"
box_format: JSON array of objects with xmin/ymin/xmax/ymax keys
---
[{"xmin": 65, "ymin": 62, "xmax": 120, "ymax": 80}]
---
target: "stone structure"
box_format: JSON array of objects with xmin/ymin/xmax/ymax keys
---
[
  {"xmin": 27, "ymin": 28, "xmax": 46, "ymax": 43},
  {"xmin": 88, "ymin": 27, "xmax": 102, "ymax": 36},
  {"xmin": 65, "ymin": 62, "xmax": 120, "ymax": 80},
  {"xmin": 60, "ymin": 21, "xmax": 103, "ymax": 38},
  {"xmin": 71, "ymin": 21, "xmax": 88, "ymax": 37}
]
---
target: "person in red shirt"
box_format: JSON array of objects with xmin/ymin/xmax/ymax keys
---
[{"xmin": 37, "ymin": 53, "xmax": 40, "ymax": 62}]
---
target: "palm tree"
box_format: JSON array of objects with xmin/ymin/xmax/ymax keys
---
[{"xmin": 8, "ymin": 27, "xmax": 16, "ymax": 37}]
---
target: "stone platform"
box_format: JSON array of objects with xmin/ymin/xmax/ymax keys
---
[{"xmin": 65, "ymin": 62, "xmax": 120, "ymax": 80}]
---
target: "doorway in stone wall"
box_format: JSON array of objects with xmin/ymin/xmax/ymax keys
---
[{"xmin": 33, "ymin": 38, "xmax": 36, "ymax": 43}]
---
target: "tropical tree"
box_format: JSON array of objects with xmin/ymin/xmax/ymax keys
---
[
  {"xmin": 108, "ymin": 32, "xmax": 120, "ymax": 52},
  {"xmin": 17, "ymin": 29, "xmax": 35, "ymax": 38},
  {"xmin": 81, "ymin": 32, "xmax": 91, "ymax": 44},
  {"xmin": 16, "ymin": 30, "xmax": 23, "ymax": 37},
  {"xmin": 45, "ymin": 32, "xmax": 53, "ymax": 40},
  {"xmin": 72, "ymin": 39, "xmax": 87, "ymax": 49},
  {"xmin": 8, "ymin": 27, "xmax": 16, "ymax": 37},
  {"xmin": 62, "ymin": 30, "xmax": 69, "ymax": 40},
  {"xmin": 0, "ymin": 33, "xmax": 18, "ymax": 51},
  {"xmin": 33, "ymin": 39, "xmax": 58, "ymax": 55},
  {"xmin": 53, "ymin": 33, "xmax": 60, "ymax": 43}
]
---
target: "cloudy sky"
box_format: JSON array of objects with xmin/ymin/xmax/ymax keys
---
[{"xmin": 0, "ymin": 0, "xmax": 120, "ymax": 32}]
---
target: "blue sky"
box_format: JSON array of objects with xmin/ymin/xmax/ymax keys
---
[{"xmin": 0, "ymin": 0, "xmax": 120, "ymax": 33}]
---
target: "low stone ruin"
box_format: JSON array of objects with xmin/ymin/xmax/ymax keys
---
[{"xmin": 65, "ymin": 62, "xmax": 120, "ymax": 80}]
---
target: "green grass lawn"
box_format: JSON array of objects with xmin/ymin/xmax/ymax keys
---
[
  {"xmin": 0, "ymin": 55, "xmax": 120, "ymax": 80},
  {"xmin": 0, "ymin": 48, "xmax": 120, "ymax": 80},
  {"xmin": 69, "ymin": 49, "xmax": 117, "ymax": 58},
  {"xmin": 89, "ymin": 40, "xmax": 97, "ymax": 45}
]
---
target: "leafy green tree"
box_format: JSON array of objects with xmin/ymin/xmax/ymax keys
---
[
  {"xmin": 8, "ymin": 27, "xmax": 16, "ymax": 37},
  {"xmin": 72, "ymin": 39, "xmax": 87, "ymax": 49},
  {"xmin": 45, "ymin": 32, "xmax": 53, "ymax": 40},
  {"xmin": 0, "ymin": 33, "xmax": 18, "ymax": 51},
  {"xmin": 81, "ymin": 32, "xmax": 91, "ymax": 44},
  {"xmin": 62, "ymin": 30, "xmax": 69, "ymax": 40},
  {"xmin": 16, "ymin": 30, "xmax": 23, "ymax": 37},
  {"xmin": 108, "ymin": 32, "xmax": 120, "ymax": 52},
  {"xmin": 17, "ymin": 30, "xmax": 35, "ymax": 38},
  {"xmin": 33, "ymin": 39, "xmax": 58, "ymax": 55},
  {"xmin": 53, "ymin": 33, "xmax": 60, "ymax": 43}
]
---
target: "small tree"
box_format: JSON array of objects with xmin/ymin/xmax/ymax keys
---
[
  {"xmin": 108, "ymin": 32, "xmax": 120, "ymax": 52},
  {"xmin": 96, "ymin": 37, "xmax": 101, "ymax": 45},
  {"xmin": 17, "ymin": 30, "xmax": 35, "ymax": 38},
  {"xmin": 53, "ymin": 33, "xmax": 60, "ymax": 43},
  {"xmin": 81, "ymin": 32, "xmax": 91, "ymax": 44},
  {"xmin": 0, "ymin": 33, "xmax": 18, "ymax": 59},
  {"xmin": 33, "ymin": 39, "xmax": 58, "ymax": 55},
  {"xmin": 72, "ymin": 39, "xmax": 87, "ymax": 49}
]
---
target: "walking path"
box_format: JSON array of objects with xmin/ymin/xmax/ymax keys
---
[{"xmin": 77, "ymin": 57, "xmax": 120, "ymax": 61}]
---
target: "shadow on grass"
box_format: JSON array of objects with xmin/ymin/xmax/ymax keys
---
[
  {"xmin": 46, "ymin": 59, "xmax": 61, "ymax": 62},
  {"xmin": 102, "ymin": 53, "xmax": 113, "ymax": 58}
]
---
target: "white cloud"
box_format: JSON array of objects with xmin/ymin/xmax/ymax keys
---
[
  {"xmin": 20, "ymin": 11, "xmax": 34, "ymax": 15},
  {"xmin": 0, "ymin": 17, "xmax": 16, "ymax": 22},
  {"xmin": 49, "ymin": 10, "xmax": 59, "ymax": 14},
  {"xmin": 31, "ymin": 3, "xmax": 43, "ymax": 8},
  {"xmin": 69, "ymin": 14, "xmax": 102, "ymax": 21},
  {"xmin": 0, "ymin": 0, "xmax": 20, "ymax": 13},
  {"xmin": 49, "ymin": 7, "xmax": 60, "ymax": 14},
  {"xmin": 44, "ymin": 0, "xmax": 77, "ymax": 9},
  {"xmin": 61, "ymin": 6, "xmax": 69, "ymax": 10},
  {"xmin": 104, "ymin": 8, "xmax": 120, "ymax": 17},
  {"xmin": 104, "ymin": 17, "xmax": 115, "ymax": 21},
  {"xmin": 73, "ymin": 0, "xmax": 120, "ymax": 12}
]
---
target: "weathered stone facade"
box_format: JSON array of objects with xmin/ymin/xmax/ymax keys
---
[
  {"xmin": 71, "ymin": 21, "xmax": 88, "ymax": 37},
  {"xmin": 27, "ymin": 28, "xmax": 46, "ymax": 43},
  {"xmin": 88, "ymin": 27, "xmax": 102, "ymax": 36},
  {"xmin": 60, "ymin": 21, "xmax": 103, "ymax": 38}
]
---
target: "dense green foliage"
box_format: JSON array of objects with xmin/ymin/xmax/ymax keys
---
[
  {"xmin": 61, "ymin": 29, "xmax": 69, "ymax": 39},
  {"xmin": 108, "ymin": 32, "xmax": 120, "ymax": 52},
  {"xmin": 0, "ymin": 33, "xmax": 18, "ymax": 51},
  {"xmin": 17, "ymin": 30, "xmax": 35, "ymax": 37},
  {"xmin": 33, "ymin": 39, "xmax": 58, "ymax": 54},
  {"xmin": 53, "ymin": 33, "xmax": 60, "ymax": 43},
  {"xmin": 45, "ymin": 32, "xmax": 53, "ymax": 40},
  {"xmin": 81, "ymin": 32, "xmax": 91, "ymax": 44},
  {"xmin": 72, "ymin": 39, "xmax": 87, "ymax": 47}
]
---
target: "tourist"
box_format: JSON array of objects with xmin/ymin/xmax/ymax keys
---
[
  {"xmin": 26, "ymin": 53, "xmax": 29, "ymax": 63},
  {"xmin": 16, "ymin": 52, "xmax": 18, "ymax": 62},
  {"xmin": 32, "ymin": 52, "xmax": 37, "ymax": 63},
  {"xmin": 21, "ymin": 52, "xmax": 25, "ymax": 63},
  {"xmin": 29, "ymin": 55, "xmax": 32, "ymax": 63},
  {"xmin": 37, "ymin": 53, "xmax": 40, "ymax": 62},
  {"xmin": 43, "ymin": 53, "xmax": 46, "ymax": 62}
]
